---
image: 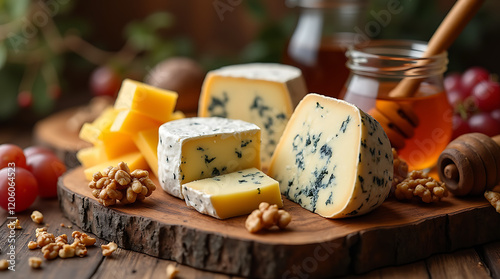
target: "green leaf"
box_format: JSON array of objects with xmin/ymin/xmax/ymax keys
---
[
  {"xmin": 5, "ymin": 0, "xmax": 29, "ymax": 19},
  {"xmin": 124, "ymin": 22, "xmax": 157, "ymax": 51},
  {"xmin": 144, "ymin": 12, "xmax": 173, "ymax": 30},
  {"xmin": 0, "ymin": 43, "xmax": 7, "ymax": 69}
]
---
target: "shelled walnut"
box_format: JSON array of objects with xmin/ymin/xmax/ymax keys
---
[
  {"xmin": 88, "ymin": 162, "xmax": 156, "ymax": 206},
  {"xmin": 72, "ymin": 231, "xmax": 96, "ymax": 247},
  {"xmin": 394, "ymin": 170, "xmax": 448, "ymax": 203},
  {"xmin": 31, "ymin": 211, "xmax": 44, "ymax": 224},
  {"xmin": 101, "ymin": 241, "xmax": 118, "ymax": 256},
  {"xmin": 485, "ymin": 191, "xmax": 500, "ymax": 213},
  {"xmin": 245, "ymin": 202, "xmax": 291, "ymax": 233},
  {"xmin": 29, "ymin": 257, "xmax": 42, "ymax": 269},
  {"xmin": 7, "ymin": 219, "xmax": 21, "ymax": 230},
  {"xmin": 42, "ymin": 243, "xmax": 62, "ymax": 260}
]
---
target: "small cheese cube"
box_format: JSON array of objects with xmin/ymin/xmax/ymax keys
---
[
  {"xmin": 114, "ymin": 79, "xmax": 178, "ymax": 123},
  {"xmin": 133, "ymin": 128, "xmax": 159, "ymax": 178},
  {"xmin": 79, "ymin": 123, "xmax": 101, "ymax": 145},
  {"xmin": 158, "ymin": 117, "xmax": 261, "ymax": 199},
  {"xmin": 110, "ymin": 109, "xmax": 162, "ymax": 136},
  {"xmin": 83, "ymin": 152, "xmax": 148, "ymax": 181},
  {"xmin": 76, "ymin": 146, "xmax": 109, "ymax": 168},
  {"xmin": 198, "ymin": 63, "xmax": 307, "ymax": 170},
  {"xmin": 92, "ymin": 107, "xmax": 120, "ymax": 130},
  {"xmin": 183, "ymin": 168, "xmax": 283, "ymax": 219},
  {"xmin": 269, "ymin": 94, "xmax": 393, "ymax": 218}
]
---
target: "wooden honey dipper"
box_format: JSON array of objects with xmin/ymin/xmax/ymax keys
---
[
  {"xmin": 370, "ymin": 0, "xmax": 484, "ymax": 149},
  {"xmin": 438, "ymin": 133, "xmax": 500, "ymax": 196}
]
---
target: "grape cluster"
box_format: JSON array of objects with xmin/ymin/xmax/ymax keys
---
[
  {"xmin": 0, "ymin": 144, "xmax": 66, "ymax": 212},
  {"xmin": 445, "ymin": 67, "xmax": 500, "ymax": 139}
]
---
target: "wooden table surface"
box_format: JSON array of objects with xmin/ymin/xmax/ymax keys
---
[{"xmin": 2, "ymin": 124, "xmax": 500, "ymax": 278}]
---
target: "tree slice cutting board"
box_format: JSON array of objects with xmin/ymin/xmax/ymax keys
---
[
  {"xmin": 34, "ymin": 107, "xmax": 92, "ymax": 168},
  {"xmin": 58, "ymin": 167, "xmax": 500, "ymax": 278}
]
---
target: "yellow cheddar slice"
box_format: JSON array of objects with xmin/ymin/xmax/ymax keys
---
[
  {"xmin": 133, "ymin": 128, "xmax": 159, "ymax": 178},
  {"xmin": 83, "ymin": 152, "xmax": 148, "ymax": 181},
  {"xmin": 79, "ymin": 123, "xmax": 102, "ymax": 145},
  {"xmin": 114, "ymin": 79, "xmax": 178, "ymax": 123},
  {"xmin": 110, "ymin": 109, "xmax": 162, "ymax": 136},
  {"xmin": 100, "ymin": 130, "xmax": 139, "ymax": 158},
  {"xmin": 182, "ymin": 168, "xmax": 283, "ymax": 219},
  {"xmin": 92, "ymin": 107, "xmax": 120, "ymax": 130},
  {"xmin": 76, "ymin": 145, "xmax": 109, "ymax": 168}
]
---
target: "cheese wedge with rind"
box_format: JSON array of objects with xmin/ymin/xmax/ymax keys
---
[
  {"xmin": 198, "ymin": 63, "xmax": 307, "ymax": 170},
  {"xmin": 268, "ymin": 93, "xmax": 393, "ymax": 218}
]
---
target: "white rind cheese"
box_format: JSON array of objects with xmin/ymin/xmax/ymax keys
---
[
  {"xmin": 268, "ymin": 94, "xmax": 393, "ymax": 218},
  {"xmin": 158, "ymin": 117, "xmax": 261, "ymax": 199},
  {"xmin": 198, "ymin": 63, "xmax": 307, "ymax": 170},
  {"xmin": 182, "ymin": 168, "xmax": 283, "ymax": 219}
]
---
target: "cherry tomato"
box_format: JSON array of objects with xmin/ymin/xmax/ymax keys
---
[
  {"xmin": 0, "ymin": 167, "xmax": 38, "ymax": 212},
  {"xmin": 27, "ymin": 154, "xmax": 66, "ymax": 198},
  {"xmin": 0, "ymin": 144, "xmax": 27, "ymax": 170},
  {"xmin": 24, "ymin": 146, "xmax": 54, "ymax": 158}
]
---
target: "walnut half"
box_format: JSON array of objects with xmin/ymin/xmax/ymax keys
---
[{"xmin": 245, "ymin": 202, "xmax": 291, "ymax": 233}]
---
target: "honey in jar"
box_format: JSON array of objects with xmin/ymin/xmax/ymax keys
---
[{"xmin": 340, "ymin": 40, "xmax": 453, "ymax": 170}]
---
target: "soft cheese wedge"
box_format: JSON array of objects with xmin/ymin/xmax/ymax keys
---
[
  {"xmin": 198, "ymin": 63, "xmax": 307, "ymax": 170},
  {"xmin": 268, "ymin": 94, "xmax": 393, "ymax": 218},
  {"xmin": 183, "ymin": 168, "xmax": 283, "ymax": 219},
  {"xmin": 158, "ymin": 117, "xmax": 261, "ymax": 199}
]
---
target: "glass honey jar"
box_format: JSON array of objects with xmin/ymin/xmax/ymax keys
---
[
  {"xmin": 340, "ymin": 40, "xmax": 453, "ymax": 170},
  {"xmin": 283, "ymin": 0, "xmax": 369, "ymax": 98}
]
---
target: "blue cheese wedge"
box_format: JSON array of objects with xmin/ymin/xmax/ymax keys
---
[
  {"xmin": 198, "ymin": 63, "xmax": 307, "ymax": 170},
  {"xmin": 268, "ymin": 94, "xmax": 393, "ymax": 218},
  {"xmin": 158, "ymin": 117, "xmax": 261, "ymax": 199},
  {"xmin": 182, "ymin": 168, "xmax": 283, "ymax": 219}
]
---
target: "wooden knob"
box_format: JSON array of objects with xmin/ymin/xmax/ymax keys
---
[{"xmin": 437, "ymin": 133, "xmax": 500, "ymax": 196}]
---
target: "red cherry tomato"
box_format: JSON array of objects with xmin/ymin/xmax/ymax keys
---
[
  {"xmin": 27, "ymin": 154, "xmax": 66, "ymax": 198},
  {"xmin": 24, "ymin": 146, "xmax": 54, "ymax": 158},
  {"xmin": 0, "ymin": 167, "xmax": 38, "ymax": 212},
  {"xmin": 0, "ymin": 144, "xmax": 27, "ymax": 170}
]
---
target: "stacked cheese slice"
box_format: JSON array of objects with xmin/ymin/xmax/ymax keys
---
[
  {"xmin": 157, "ymin": 117, "xmax": 284, "ymax": 219},
  {"xmin": 77, "ymin": 79, "xmax": 183, "ymax": 180}
]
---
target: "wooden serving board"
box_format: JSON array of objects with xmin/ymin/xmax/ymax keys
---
[
  {"xmin": 34, "ymin": 107, "xmax": 92, "ymax": 168},
  {"xmin": 58, "ymin": 167, "xmax": 500, "ymax": 278}
]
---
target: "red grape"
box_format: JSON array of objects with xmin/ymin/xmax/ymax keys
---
[
  {"xmin": 0, "ymin": 144, "xmax": 27, "ymax": 170},
  {"xmin": 461, "ymin": 67, "xmax": 489, "ymax": 96},
  {"xmin": 446, "ymin": 90, "xmax": 465, "ymax": 107},
  {"xmin": 471, "ymin": 81, "xmax": 500, "ymax": 112},
  {"xmin": 24, "ymin": 146, "xmax": 54, "ymax": 158},
  {"xmin": 444, "ymin": 73, "xmax": 462, "ymax": 92},
  {"xmin": 0, "ymin": 167, "xmax": 38, "ymax": 212},
  {"xmin": 90, "ymin": 66, "xmax": 122, "ymax": 97},
  {"xmin": 468, "ymin": 112, "xmax": 500, "ymax": 137},
  {"xmin": 452, "ymin": 115, "xmax": 470, "ymax": 139},
  {"xmin": 491, "ymin": 108, "xmax": 500, "ymax": 124},
  {"xmin": 27, "ymin": 154, "xmax": 66, "ymax": 198}
]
